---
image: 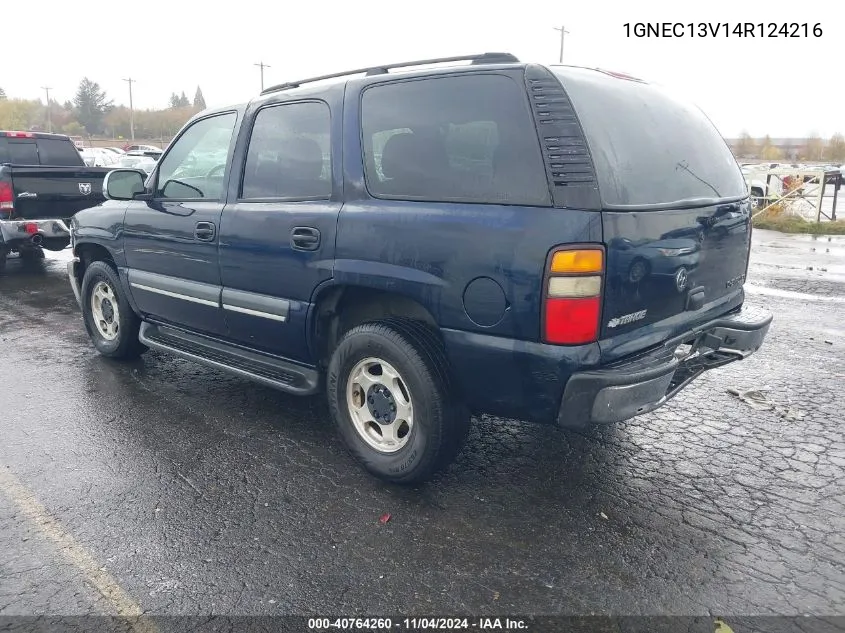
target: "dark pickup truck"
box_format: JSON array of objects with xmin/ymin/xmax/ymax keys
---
[
  {"xmin": 68, "ymin": 53, "xmax": 772, "ymax": 483},
  {"xmin": 0, "ymin": 131, "xmax": 108, "ymax": 269}
]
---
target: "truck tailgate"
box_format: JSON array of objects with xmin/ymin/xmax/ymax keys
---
[{"xmin": 6, "ymin": 165, "xmax": 109, "ymax": 220}]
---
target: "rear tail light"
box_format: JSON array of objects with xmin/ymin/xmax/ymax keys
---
[
  {"xmin": 0, "ymin": 182, "xmax": 13, "ymax": 215},
  {"xmin": 543, "ymin": 247, "xmax": 604, "ymax": 345},
  {"xmin": 3, "ymin": 131, "xmax": 35, "ymax": 138}
]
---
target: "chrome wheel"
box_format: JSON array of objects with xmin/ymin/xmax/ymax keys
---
[
  {"xmin": 346, "ymin": 357, "xmax": 414, "ymax": 454},
  {"xmin": 90, "ymin": 280, "xmax": 120, "ymax": 341}
]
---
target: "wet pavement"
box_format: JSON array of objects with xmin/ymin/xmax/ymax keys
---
[{"xmin": 0, "ymin": 230, "xmax": 843, "ymax": 618}]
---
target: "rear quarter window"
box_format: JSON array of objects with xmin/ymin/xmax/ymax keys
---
[
  {"xmin": 553, "ymin": 68, "xmax": 747, "ymax": 207},
  {"xmin": 360, "ymin": 73, "xmax": 551, "ymax": 207}
]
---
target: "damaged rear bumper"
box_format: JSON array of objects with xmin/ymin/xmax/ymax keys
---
[{"xmin": 558, "ymin": 304, "xmax": 773, "ymax": 427}]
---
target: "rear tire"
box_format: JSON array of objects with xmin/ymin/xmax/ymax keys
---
[
  {"xmin": 81, "ymin": 261, "xmax": 147, "ymax": 359},
  {"xmin": 19, "ymin": 246, "xmax": 45, "ymax": 261},
  {"xmin": 327, "ymin": 318, "xmax": 470, "ymax": 484}
]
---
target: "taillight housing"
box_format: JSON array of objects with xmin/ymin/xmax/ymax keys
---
[
  {"xmin": 0, "ymin": 182, "xmax": 13, "ymax": 215},
  {"xmin": 542, "ymin": 246, "xmax": 605, "ymax": 345}
]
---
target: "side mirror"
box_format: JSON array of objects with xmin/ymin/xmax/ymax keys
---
[{"xmin": 103, "ymin": 169, "xmax": 146, "ymax": 201}]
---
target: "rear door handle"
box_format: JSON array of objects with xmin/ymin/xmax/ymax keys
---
[
  {"xmin": 291, "ymin": 226, "xmax": 320, "ymax": 251},
  {"xmin": 195, "ymin": 221, "xmax": 216, "ymax": 242}
]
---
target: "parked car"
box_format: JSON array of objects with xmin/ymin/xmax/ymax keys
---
[
  {"xmin": 115, "ymin": 152, "xmax": 158, "ymax": 174},
  {"xmin": 122, "ymin": 143, "xmax": 161, "ymax": 153},
  {"xmin": 79, "ymin": 147, "xmax": 119, "ymax": 167},
  {"xmin": 67, "ymin": 53, "xmax": 772, "ymax": 483},
  {"xmin": 0, "ymin": 131, "xmax": 110, "ymax": 269},
  {"xmin": 103, "ymin": 147, "xmax": 126, "ymax": 156}
]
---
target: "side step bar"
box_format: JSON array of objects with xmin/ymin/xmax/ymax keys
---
[{"xmin": 138, "ymin": 322, "xmax": 320, "ymax": 396}]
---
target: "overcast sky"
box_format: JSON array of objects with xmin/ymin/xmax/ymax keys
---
[{"xmin": 3, "ymin": 0, "xmax": 842, "ymax": 138}]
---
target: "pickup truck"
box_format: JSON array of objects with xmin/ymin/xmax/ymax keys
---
[
  {"xmin": 0, "ymin": 131, "xmax": 109, "ymax": 270},
  {"xmin": 67, "ymin": 53, "xmax": 773, "ymax": 483}
]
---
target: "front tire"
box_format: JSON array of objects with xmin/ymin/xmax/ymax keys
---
[
  {"xmin": 81, "ymin": 261, "xmax": 147, "ymax": 359},
  {"xmin": 327, "ymin": 319, "xmax": 470, "ymax": 484}
]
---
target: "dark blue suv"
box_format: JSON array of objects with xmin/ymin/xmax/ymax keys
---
[{"xmin": 68, "ymin": 53, "xmax": 772, "ymax": 483}]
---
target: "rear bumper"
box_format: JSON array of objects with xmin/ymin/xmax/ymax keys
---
[
  {"xmin": 558, "ymin": 304, "xmax": 772, "ymax": 427},
  {"xmin": 0, "ymin": 218, "xmax": 71, "ymax": 247}
]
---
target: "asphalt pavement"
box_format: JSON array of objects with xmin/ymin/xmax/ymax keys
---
[{"xmin": 0, "ymin": 231, "xmax": 843, "ymax": 621}]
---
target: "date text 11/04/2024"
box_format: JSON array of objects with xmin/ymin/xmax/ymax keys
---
[
  {"xmin": 308, "ymin": 618, "xmax": 528, "ymax": 630},
  {"xmin": 624, "ymin": 22, "xmax": 823, "ymax": 38}
]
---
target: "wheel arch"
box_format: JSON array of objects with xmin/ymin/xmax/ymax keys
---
[{"xmin": 309, "ymin": 283, "xmax": 440, "ymax": 366}]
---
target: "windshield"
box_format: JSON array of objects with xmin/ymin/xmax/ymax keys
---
[{"xmin": 552, "ymin": 67, "xmax": 747, "ymax": 208}]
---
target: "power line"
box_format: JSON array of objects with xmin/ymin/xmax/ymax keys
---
[
  {"xmin": 254, "ymin": 61, "xmax": 271, "ymax": 92},
  {"xmin": 41, "ymin": 86, "xmax": 52, "ymax": 133},
  {"xmin": 122, "ymin": 77, "xmax": 136, "ymax": 140},
  {"xmin": 553, "ymin": 25, "xmax": 570, "ymax": 63}
]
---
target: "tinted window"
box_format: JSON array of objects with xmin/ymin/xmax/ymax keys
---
[
  {"xmin": 37, "ymin": 138, "xmax": 84, "ymax": 165},
  {"xmin": 361, "ymin": 74, "xmax": 550, "ymax": 206},
  {"xmin": 6, "ymin": 141, "xmax": 39, "ymax": 164},
  {"xmin": 553, "ymin": 68, "xmax": 747, "ymax": 207},
  {"xmin": 241, "ymin": 102, "xmax": 332, "ymax": 200},
  {"xmin": 156, "ymin": 112, "xmax": 237, "ymax": 199}
]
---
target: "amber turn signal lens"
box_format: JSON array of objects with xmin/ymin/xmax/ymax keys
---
[{"xmin": 550, "ymin": 249, "xmax": 604, "ymax": 274}]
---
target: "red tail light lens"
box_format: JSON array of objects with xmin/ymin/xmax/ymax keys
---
[
  {"xmin": 0, "ymin": 182, "xmax": 13, "ymax": 215},
  {"xmin": 543, "ymin": 247, "xmax": 604, "ymax": 345}
]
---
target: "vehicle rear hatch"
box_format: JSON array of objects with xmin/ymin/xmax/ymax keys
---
[{"xmin": 550, "ymin": 67, "xmax": 751, "ymax": 360}]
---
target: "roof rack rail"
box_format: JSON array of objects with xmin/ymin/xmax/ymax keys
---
[{"xmin": 260, "ymin": 52, "xmax": 520, "ymax": 95}]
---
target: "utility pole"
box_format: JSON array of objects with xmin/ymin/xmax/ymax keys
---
[
  {"xmin": 122, "ymin": 77, "xmax": 136, "ymax": 140},
  {"xmin": 553, "ymin": 25, "xmax": 570, "ymax": 63},
  {"xmin": 41, "ymin": 86, "xmax": 52, "ymax": 133},
  {"xmin": 254, "ymin": 61, "xmax": 270, "ymax": 92}
]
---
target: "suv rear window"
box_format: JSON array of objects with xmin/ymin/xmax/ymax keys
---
[
  {"xmin": 552, "ymin": 68, "xmax": 747, "ymax": 208},
  {"xmin": 361, "ymin": 74, "xmax": 551, "ymax": 207}
]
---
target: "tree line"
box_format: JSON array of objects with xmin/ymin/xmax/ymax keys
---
[
  {"xmin": 0, "ymin": 79, "xmax": 208, "ymax": 140},
  {"xmin": 733, "ymin": 132, "xmax": 845, "ymax": 162}
]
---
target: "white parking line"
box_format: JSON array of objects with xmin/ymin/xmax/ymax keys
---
[{"xmin": 0, "ymin": 466, "xmax": 159, "ymax": 632}]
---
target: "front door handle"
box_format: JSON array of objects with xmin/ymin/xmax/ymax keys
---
[
  {"xmin": 291, "ymin": 226, "xmax": 320, "ymax": 251},
  {"xmin": 195, "ymin": 221, "xmax": 216, "ymax": 242}
]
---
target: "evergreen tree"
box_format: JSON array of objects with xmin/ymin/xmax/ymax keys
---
[
  {"xmin": 73, "ymin": 78, "xmax": 112, "ymax": 134},
  {"xmin": 193, "ymin": 86, "xmax": 206, "ymax": 110}
]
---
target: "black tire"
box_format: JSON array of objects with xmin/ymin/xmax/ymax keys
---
[
  {"xmin": 19, "ymin": 246, "xmax": 45, "ymax": 261},
  {"xmin": 80, "ymin": 260, "xmax": 147, "ymax": 359},
  {"xmin": 327, "ymin": 318, "xmax": 470, "ymax": 484}
]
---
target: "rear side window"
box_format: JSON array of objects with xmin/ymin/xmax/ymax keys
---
[
  {"xmin": 553, "ymin": 68, "xmax": 747, "ymax": 207},
  {"xmin": 241, "ymin": 101, "xmax": 332, "ymax": 200},
  {"xmin": 36, "ymin": 138, "xmax": 84, "ymax": 166},
  {"xmin": 361, "ymin": 74, "xmax": 551, "ymax": 206}
]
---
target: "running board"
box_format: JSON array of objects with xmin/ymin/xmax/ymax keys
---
[{"xmin": 138, "ymin": 322, "xmax": 320, "ymax": 396}]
